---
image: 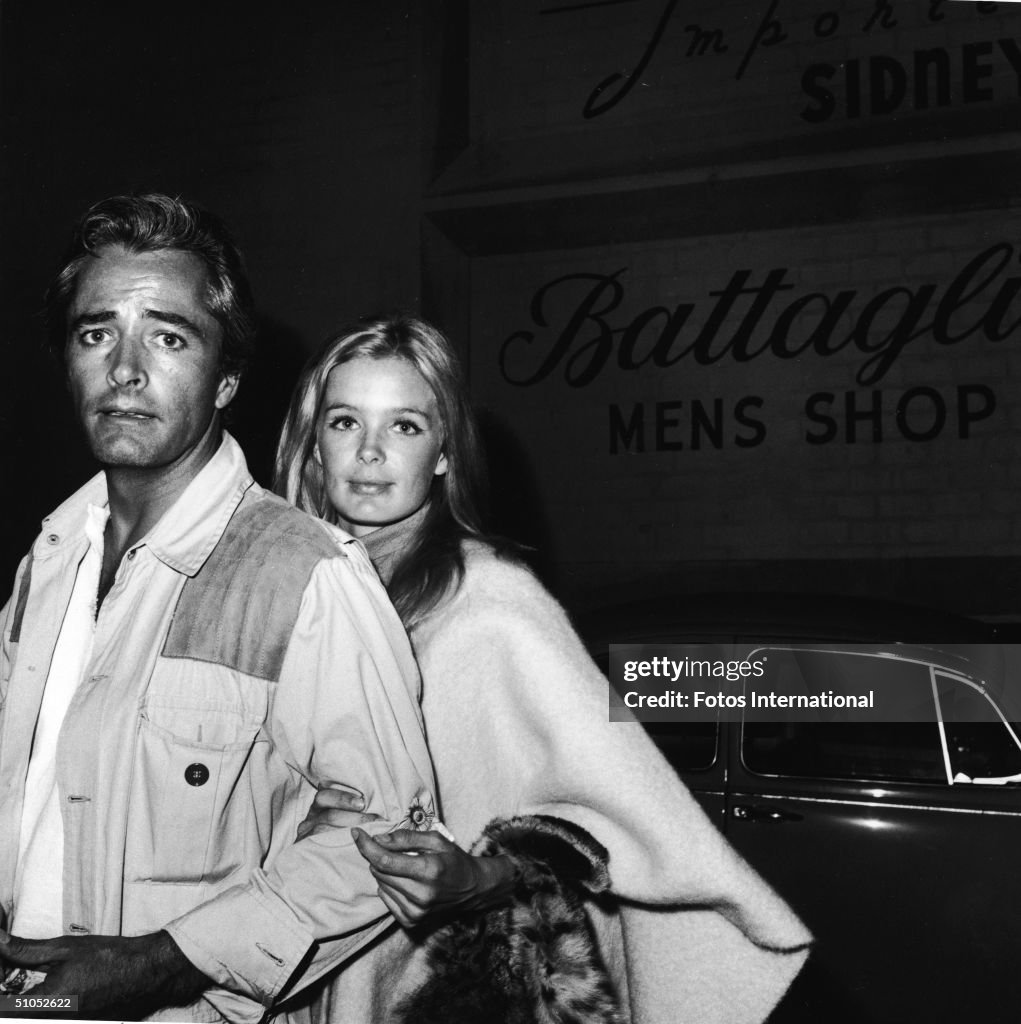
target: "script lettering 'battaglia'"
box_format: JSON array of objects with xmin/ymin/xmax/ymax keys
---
[{"xmin": 499, "ymin": 242, "xmax": 1021, "ymax": 389}]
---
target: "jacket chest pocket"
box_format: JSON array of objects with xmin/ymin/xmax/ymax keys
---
[{"xmin": 132, "ymin": 670, "xmax": 270, "ymax": 885}]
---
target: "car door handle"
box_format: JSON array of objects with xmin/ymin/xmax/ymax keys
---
[{"xmin": 732, "ymin": 803, "xmax": 804, "ymax": 823}]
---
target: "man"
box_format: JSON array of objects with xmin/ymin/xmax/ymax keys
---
[{"xmin": 0, "ymin": 194, "xmax": 437, "ymax": 1021}]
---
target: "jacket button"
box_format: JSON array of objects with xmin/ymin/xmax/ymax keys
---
[
  {"xmin": 46, "ymin": 533, "xmax": 59, "ymax": 545},
  {"xmin": 184, "ymin": 763, "xmax": 210, "ymax": 787}
]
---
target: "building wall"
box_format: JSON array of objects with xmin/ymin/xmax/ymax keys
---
[
  {"xmin": 2, "ymin": 0, "xmax": 1019, "ymax": 620},
  {"xmin": 421, "ymin": 0, "xmax": 1021, "ymax": 617}
]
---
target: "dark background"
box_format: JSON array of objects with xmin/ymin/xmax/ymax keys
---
[
  {"xmin": 2, "ymin": 2, "xmax": 1020, "ymax": 622},
  {"xmin": 1, "ymin": 4, "xmax": 436, "ymax": 586}
]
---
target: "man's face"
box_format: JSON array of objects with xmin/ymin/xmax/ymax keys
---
[{"xmin": 66, "ymin": 245, "xmax": 238, "ymax": 470}]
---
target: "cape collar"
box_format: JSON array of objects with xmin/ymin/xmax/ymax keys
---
[{"xmin": 359, "ymin": 503, "xmax": 430, "ymax": 586}]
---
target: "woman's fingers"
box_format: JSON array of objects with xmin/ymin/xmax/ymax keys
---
[
  {"xmin": 354, "ymin": 828, "xmax": 487, "ymax": 915},
  {"xmin": 377, "ymin": 886, "xmax": 425, "ymax": 928},
  {"xmin": 296, "ymin": 788, "xmax": 380, "ymax": 839},
  {"xmin": 368, "ymin": 862, "xmax": 441, "ymax": 904},
  {"xmin": 359, "ymin": 837, "xmax": 515, "ymax": 929},
  {"xmin": 375, "ymin": 828, "xmax": 453, "ymax": 853},
  {"xmin": 353, "ymin": 830, "xmax": 436, "ymax": 879},
  {"xmin": 312, "ymin": 787, "xmax": 366, "ymax": 812},
  {"xmin": 296, "ymin": 809, "xmax": 381, "ymax": 839},
  {"xmin": 354, "ymin": 828, "xmax": 454, "ymax": 869}
]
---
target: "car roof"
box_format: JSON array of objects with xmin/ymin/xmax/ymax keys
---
[
  {"xmin": 577, "ymin": 591, "xmax": 1004, "ymax": 691},
  {"xmin": 578, "ymin": 591, "xmax": 993, "ymax": 641}
]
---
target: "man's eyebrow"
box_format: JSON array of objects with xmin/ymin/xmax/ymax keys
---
[
  {"xmin": 68, "ymin": 310, "xmax": 116, "ymax": 332},
  {"xmin": 66, "ymin": 308, "xmax": 210, "ymax": 339},
  {"xmin": 143, "ymin": 309, "xmax": 209, "ymax": 338}
]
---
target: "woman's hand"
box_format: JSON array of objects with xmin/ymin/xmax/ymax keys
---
[
  {"xmin": 352, "ymin": 828, "xmax": 517, "ymax": 928},
  {"xmin": 296, "ymin": 787, "xmax": 381, "ymax": 840}
]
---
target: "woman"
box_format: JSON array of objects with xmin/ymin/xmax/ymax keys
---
[{"xmin": 275, "ymin": 315, "xmax": 810, "ymax": 1023}]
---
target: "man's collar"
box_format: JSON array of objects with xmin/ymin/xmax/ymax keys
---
[
  {"xmin": 39, "ymin": 475, "xmax": 110, "ymax": 554},
  {"xmin": 142, "ymin": 433, "xmax": 254, "ymax": 576},
  {"xmin": 39, "ymin": 433, "xmax": 255, "ymax": 577}
]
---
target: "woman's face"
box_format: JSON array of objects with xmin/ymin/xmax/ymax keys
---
[{"xmin": 316, "ymin": 355, "xmax": 448, "ymax": 537}]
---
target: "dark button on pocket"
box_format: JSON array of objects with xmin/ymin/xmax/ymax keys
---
[{"xmin": 184, "ymin": 763, "xmax": 210, "ymax": 787}]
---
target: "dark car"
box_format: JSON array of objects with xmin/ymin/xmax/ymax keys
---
[{"xmin": 580, "ymin": 593, "xmax": 1021, "ymax": 1024}]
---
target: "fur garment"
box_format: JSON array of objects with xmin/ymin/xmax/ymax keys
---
[{"xmin": 396, "ymin": 815, "xmax": 624, "ymax": 1024}]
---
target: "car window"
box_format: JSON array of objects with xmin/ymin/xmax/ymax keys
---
[
  {"xmin": 757, "ymin": 648, "xmax": 937, "ymax": 719},
  {"xmin": 935, "ymin": 673, "xmax": 1021, "ymax": 782},
  {"xmin": 743, "ymin": 722, "xmax": 946, "ymax": 783},
  {"xmin": 742, "ymin": 649, "xmax": 945, "ymax": 783},
  {"xmin": 645, "ymin": 721, "xmax": 718, "ymax": 773}
]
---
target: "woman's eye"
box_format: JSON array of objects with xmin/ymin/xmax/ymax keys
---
[
  {"xmin": 157, "ymin": 333, "xmax": 187, "ymax": 350},
  {"xmin": 329, "ymin": 416, "xmax": 358, "ymax": 430},
  {"xmin": 394, "ymin": 420, "xmax": 422, "ymax": 435}
]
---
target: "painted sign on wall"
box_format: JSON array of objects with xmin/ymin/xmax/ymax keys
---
[
  {"xmin": 468, "ymin": 0, "xmax": 1021, "ymax": 164},
  {"xmin": 469, "ymin": 211, "xmax": 1019, "ymax": 577},
  {"xmin": 426, "ymin": 0, "xmax": 1021, "ymax": 611}
]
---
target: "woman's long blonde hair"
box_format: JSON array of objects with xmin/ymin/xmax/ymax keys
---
[{"xmin": 274, "ymin": 314, "xmax": 491, "ymax": 626}]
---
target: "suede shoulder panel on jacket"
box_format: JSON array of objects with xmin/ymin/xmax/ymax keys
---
[{"xmin": 162, "ymin": 492, "xmax": 342, "ymax": 681}]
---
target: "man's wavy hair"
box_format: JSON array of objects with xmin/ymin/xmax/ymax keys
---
[
  {"xmin": 45, "ymin": 193, "xmax": 256, "ymax": 379},
  {"xmin": 274, "ymin": 314, "xmax": 493, "ymax": 627}
]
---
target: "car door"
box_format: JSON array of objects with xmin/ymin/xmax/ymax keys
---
[{"xmin": 718, "ymin": 647, "xmax": 1021, "ymax": 1024}]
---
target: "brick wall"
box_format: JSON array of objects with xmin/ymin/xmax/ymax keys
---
[{"xmin": 3, "ymin": 0, "xmax": 1020, "ymax": 616}]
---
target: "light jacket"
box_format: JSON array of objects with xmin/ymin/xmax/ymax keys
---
[{"xmin": 0, "ymin": 434, "xmax": 437, "ymax": 1023}]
